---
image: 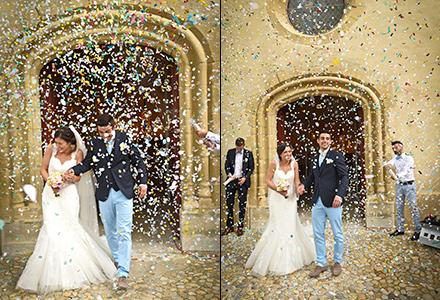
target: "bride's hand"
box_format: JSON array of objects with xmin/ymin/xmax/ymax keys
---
[
  {"xmin": 51, "ymin": 186, "xmax": 60, "ymax": 194},
  {"xmin": 278, "ymin": 190, "xmax": 288, "ymax": 197}
]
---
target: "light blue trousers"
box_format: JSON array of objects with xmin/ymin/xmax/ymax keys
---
[
  {"xmin": 312, "ymin": 197, "xmax": 344, "ymax": 267},
  {"xmin": 395, "ymin": 183, "xmax": 421, "ymax": 232},
  {"xmin": 99, "ymin": 188, "xmax": 133, "ymax": 278}
]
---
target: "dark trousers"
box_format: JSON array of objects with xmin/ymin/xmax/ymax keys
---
[{"xmin": 225, "ymin": 179, "xmax": 249, "ymax": 229}]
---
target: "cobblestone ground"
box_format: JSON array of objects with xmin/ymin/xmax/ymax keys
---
[
  {"xmin": 0, "ymin": 237, "xmax": 220, "ymax": 300},
  {"xmin": 221, "ymin": 219, "xmax": 440, "ymax": 300}
]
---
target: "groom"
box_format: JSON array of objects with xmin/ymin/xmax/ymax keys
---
[
  {"xmin": 66, "ymin": 114, "xmax": 148, "ymax": 289},
  {"xmin": 297, "ymin": 130, "xmax": 349, "ymax": 277}
]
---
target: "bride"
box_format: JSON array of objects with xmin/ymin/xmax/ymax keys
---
[
  {"xmin": 245, "ymin": 143, "xmax": 316, "ymax": 276},
  {"xmin": 16, "ymin": 126, "xmax": 116, "ymax": 295}
]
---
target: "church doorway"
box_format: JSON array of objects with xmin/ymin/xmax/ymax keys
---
[
  {"xmin": 277, "ymin": 96, "xmax": 366, "ymax": 220},
  {"xmin": 39, "ymin": 43, "xmax": 181, "ymax": 241}
]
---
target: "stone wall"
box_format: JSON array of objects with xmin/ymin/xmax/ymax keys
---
[{"xmin": 221, "ymin": 0, "xmax": 440, "ymax": 229}]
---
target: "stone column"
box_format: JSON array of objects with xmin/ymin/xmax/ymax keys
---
[
  {"xmin": 179, "ymin": 57, "xmax": 220, "ymax": 251},
  {"xmin": 1, "ymin": 74, "xmax": 42, "ymax": 255},
  {"xmin": 365, "ymin": 98, "xmax": 394, "ymax": 228}
]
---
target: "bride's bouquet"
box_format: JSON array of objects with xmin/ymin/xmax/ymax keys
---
[
  {"xmin": 276, "ymin": 179, "xmax": 290, "ymax": 199},
  {"xmin": 47, "ymin": 173, "xmax": 66, "ymax": 197}
]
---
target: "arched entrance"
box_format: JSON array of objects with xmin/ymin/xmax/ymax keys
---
[
  {"xmin": 249, "ymin": 74, "xmax": 394, "ymax": 230},
  {"xmin": 276, "ymin": 96, "xmax": 366, "ymax": 219},
  {"xmin": 39, "ymin": 44, "xmax": 181, "ymax": 240}
]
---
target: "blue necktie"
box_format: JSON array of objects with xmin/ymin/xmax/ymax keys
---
[
  {"xmin": 107, "ymin": 139, "xmax": 114, "ymax": 154},
  {"xmin": 319, "ymin": 153, "xmax": 325, "ymax": 166}
]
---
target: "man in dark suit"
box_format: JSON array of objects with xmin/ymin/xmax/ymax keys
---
[
  {"xmin": 66, "ymin": 114, "xmax": 148, "ymax": 289},
  {"xmin": 297, "ymin": 130, "xmax": 349, "ymax": 278},
  {"xmin": 223, "ymin": 138, "xmax": 254, "ymax": 236}
]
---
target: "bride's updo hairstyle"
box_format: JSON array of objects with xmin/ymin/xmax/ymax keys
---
[
  {"xmin": 277, "ymin": 143, "xmax": 292, "ymax": 162},
  {"xmin": 54, "ymin": 126, "xmax": 76, "ymax": 148}
]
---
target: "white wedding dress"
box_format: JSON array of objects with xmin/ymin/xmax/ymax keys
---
[
  {"xmin": 245, "ymin": 159, "xmax": 316, "ymax": 276},
  {"xmin": 16, "ymin": 146, "xmax": 116, "ymax": 295}
]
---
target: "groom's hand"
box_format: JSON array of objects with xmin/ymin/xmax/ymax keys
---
[
  {"xmin": 297, "ymin": 184, "xmax": 305, "ymax": 195},
  {"xmin": 138, "ymin": 185, "xmax": 147, "ymax": 198},
  {"xmin": 333, "ymin": 196, "xmax": 342, "ymax": 208}
]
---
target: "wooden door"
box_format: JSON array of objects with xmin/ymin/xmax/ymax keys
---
[
  {"xmin": 40, "ymin": 44, "xmax": 181, "ymax": 239},
  {"xmin": 277, "ymin": 96, "xmax": 366, "ymax": 219}
]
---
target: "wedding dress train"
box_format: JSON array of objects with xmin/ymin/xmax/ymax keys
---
[{"xmin": 245, "ymin": 159, "xmax": 316, "ymax": 276}]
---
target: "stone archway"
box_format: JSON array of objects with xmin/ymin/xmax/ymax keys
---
[
  {"xmin": 0, "ymin": 5, "xmax": 219, "ymax": 253},
  {"xmin": 249, "ymin": 74, "xmax": 394, "ymax": 229}
]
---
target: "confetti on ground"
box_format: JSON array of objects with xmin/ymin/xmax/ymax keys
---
[{"xmin": 221, "ymin": 209, "xmax": 440, "ymax": 299}]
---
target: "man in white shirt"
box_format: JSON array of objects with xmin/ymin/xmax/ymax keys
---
[{"xmin": 386, "ymin": 141, "xmax": 421, "ymax": 240}]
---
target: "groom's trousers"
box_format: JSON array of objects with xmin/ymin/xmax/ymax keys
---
[
  {"xmin": 312, "ymin": 197, "xmax": 344, "ymax": 267},
  {"xmin": 99, "ymin": 188, "xmax": 133, "ymax": 278}
]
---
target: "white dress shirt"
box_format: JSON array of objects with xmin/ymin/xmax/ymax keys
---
[
  {"xmin": 234, "ymin": 150, "xmax": 244, "ymax": 178},
  {"xmin": 386, "ymin": 153, "xmax": 415, "ymax": 182}
]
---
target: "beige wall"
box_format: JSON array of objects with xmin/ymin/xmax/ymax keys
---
[
  {"xmin": 0, "ymin": 0, "xmax": 220, "ymax": 252},
  {"xmin": 221, "ymin": 0, "xmax": 440, "ymax": 226}
]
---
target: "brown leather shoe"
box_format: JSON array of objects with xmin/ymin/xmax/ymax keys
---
[
  {"xmin": 117, "ymin": 276, "xmax": 129, "ymax": 289},
  {"xmin": 308, "ymin": 266, "xmax": 328, "ymax": 278},
  {"xmin": 237, "ymin": 228, "xmax": 244, "ymax": 236},
  {"xmin": 221, "ymin": 227, "xmax": 234, "ymax": 236},
  {"xmin": 333, "ymin": 262, "xmax": 342, "ymax": 276},
  {"xmin": 114, "ymin": 262, "xmax": 118, "ymax": 269}
]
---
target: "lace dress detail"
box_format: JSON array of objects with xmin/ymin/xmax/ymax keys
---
[
  {"xmin": 245, "ymin": 159, "xmax": 316, "ymax": 276},
  {"xmin": 16, "ymin": 147, "xmax": 116, "ymax": 295}
]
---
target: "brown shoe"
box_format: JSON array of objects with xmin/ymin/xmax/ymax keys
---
[
  {"xmin": 237, "ymin": 228, "xmax": 244, "ymax": 236},
  {"xmin": 308, "ymin": 266, "xmax": 328, "ymax": 278},
  {"xmin": 333, "ymin": 262, "xmax": 342, "ymax": 276},
  {"xmin": 117, "ymin": 276, "xmax": 129, "ymax": 289},
  {"xmin": 221, "ymin": 227, "xmax": 234, "ymax": 236},
  {"xmin": 114, "ymin": 262, "xmax": 118, "ymax": 269}
]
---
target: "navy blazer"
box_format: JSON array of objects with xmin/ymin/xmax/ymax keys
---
[
  {"xmin": 301, "ymin": 149, "xmax": 349, "ymax": 208},
  {"xmin": 72, "ymin": 131, "xmax": 148, "ymax": 202},
  {"xmin": 224, "ymin": 148, "xmax": 254, "ymax": 188}
]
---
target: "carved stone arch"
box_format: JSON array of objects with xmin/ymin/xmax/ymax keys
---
[
  {"xmin": 251, "ymin": 74, "xmax": 393, "ymax": 228},
  {"xmin": 1, "ymin": 5, "xmax": 219, "ymax": 252}
]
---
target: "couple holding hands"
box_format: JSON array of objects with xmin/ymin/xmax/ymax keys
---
[{"xmin": 245, "ymin": 130, "xmax": 349, "ymax": 278}]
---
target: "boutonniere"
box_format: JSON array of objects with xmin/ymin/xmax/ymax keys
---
[
  {"xmin": 326, "ymin": 158, "xmax": 334, "ymax": 164},
  {"xmin": 120, "ymin": 142, "xmax": 130, "ymax": 154}
]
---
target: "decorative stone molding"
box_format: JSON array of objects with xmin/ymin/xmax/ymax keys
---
[{"xmin": 250, "ymin": 74, "xmax": 394, "ymax": 228}]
